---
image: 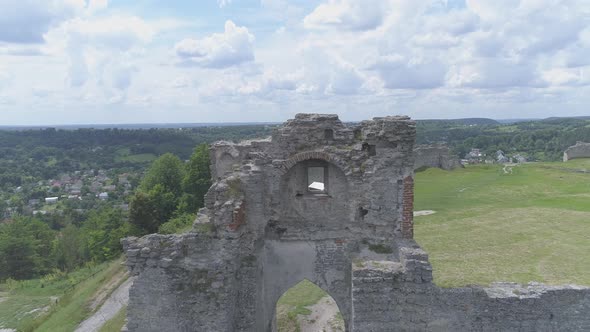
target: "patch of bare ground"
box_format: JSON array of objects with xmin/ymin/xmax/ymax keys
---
[
  {"xmin": 298, "ymin": 296, "xmax": 343, "ymax": 332},
  {"xmin": 414, "ymin": 210, "xmax": 436, "ymax": 217}
]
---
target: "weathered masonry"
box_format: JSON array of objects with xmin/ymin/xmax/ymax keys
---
[
  {"xmin": 413, "ymin": 143, "xmax": 463, "ymax": 171},
  {"xmin": 563, "ymin": 141, "xmax": 590, "ymax": 162},
  {"xmin": 123, "ymin": 114, "xmax": 590, "ymax": 331}
]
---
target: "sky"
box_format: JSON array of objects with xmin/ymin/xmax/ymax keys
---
[{"xmin": 0, "ymin": 0, "xmax": 589, "ymax": 125}]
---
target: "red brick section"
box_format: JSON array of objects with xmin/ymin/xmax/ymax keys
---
[
  {"xmin": 228, "ymin": 200, "xmax": 246, "ymax": 231},
  {"xmin": 401, "ymin": 176, "xmax": 414, "ymax": 239}
]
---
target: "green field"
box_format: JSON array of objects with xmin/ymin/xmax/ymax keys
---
[{"xmin": 414, "ymin": 159, "xmax": 590, "ymax": 287}]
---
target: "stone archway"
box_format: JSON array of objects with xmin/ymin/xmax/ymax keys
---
[
  {"xmin": 274, "ymin": 279, "xmax": 345, "ymax": 332},
  {"xmin": 260, "ymin": 240, "xmax": 352, "ymax": 332}
]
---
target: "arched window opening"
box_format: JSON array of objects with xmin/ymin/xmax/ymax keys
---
[
  {"xmin": 324, "ymin": 128, "xmax": 334, "ymax": 140},
  {"xmin": 275, "ymin": 279, "xmax": 344, "ymax": 332},
  {"xmin": 307, "ymin": 165, "xmax": 326, "ymax": 193}
]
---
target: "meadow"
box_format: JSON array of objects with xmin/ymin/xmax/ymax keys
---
[{"xmin": 414, "ymin": 159, "xmax": 590, "ymax": 287}]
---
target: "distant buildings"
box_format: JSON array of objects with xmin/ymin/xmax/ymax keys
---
[
  {"xmin": 496, "ymin": 150, "xmax": 509, "ymax": 163},
  {"xmin": 45, "ymin": 197, "xmax": 58, "ymax": 204},
  {"xmin": 463, "ymin": 148, "xmax": 528, "ymax": 165}
]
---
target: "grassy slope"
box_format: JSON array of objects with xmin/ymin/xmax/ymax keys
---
[
  {"xmin": 0, "ymin": 258, "xmax": 125, "ymax": 331},
  {"xmin": 99, "ymin": 306, "xmax": 127, "ymax": 332},
  {"xmin": 32, "ymin": 258, "xmax": 125, "ymax": 332},
  {"xmin": 414, "ymin": 160, "xmax": 590, "ymax": 287}
]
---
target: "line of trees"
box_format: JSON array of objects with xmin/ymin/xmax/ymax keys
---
[{"xmin": 416, "ymin": 118, "xmax": 590, "ymax": 161}]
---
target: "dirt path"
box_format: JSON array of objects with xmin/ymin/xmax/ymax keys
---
[
  {"xmin": 503, "ymin": 163, "xmax": 517, "ymax": 174},
  {"xmin": 298, "ymin": 296, "xmax": 344, "ymax": 332},
  {"xmin": 75, "ymin": 278, "xmax": 133, "ymax": 332}
]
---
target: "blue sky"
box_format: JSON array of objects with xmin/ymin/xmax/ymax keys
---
[{"xmin": 0, "ymin": 0, "xmax": 589, "ymax": 125}]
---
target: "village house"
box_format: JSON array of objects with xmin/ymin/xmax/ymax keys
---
[{"xmin": 45, "ymin": 197, "xmax": 58, "ymax": 204}]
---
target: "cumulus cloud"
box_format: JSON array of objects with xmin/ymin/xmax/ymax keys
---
[
  {"xmin": 0, "ymin": 45, "xmax": 44, "ymax": 56},
  {"xmin": 58, "ymin": 16, "xmax": 155, "ymax": 50},
  {"xmin": 326, "ymin": 61, "xmax": 364, "ymax": 95},
  {"xmin": 44, "ymin": 15, "xmax": 156, "ymax": 88},
  {"xmin": 303, "ymin": 0, "xmax": 387, "ymax": 31},
  {"xmin": 217, "ymin": 0, "xmax": 231, "ymax": 8},
  {"xmin": 542, "ymin": 67, "xmax": 590, "ymax": 86},
  {"xmin": 174, "ymin": 20, "xmax": 255, "ymax": 68},
  {"xmin": 0, "ymin": 0, "xmax": 86, "ymax": 43},
  {"xmin": 0, "ymin": 67, "xmax": 11, "ymax": 89},
  {"xmin": 367, "ymin": 55, "xmax": 447, "ymax": 90},
  {"xmin": 4, "ymin": 0, "xmax": 590, "ymax": 124},
  {"xmin": 448, "ymin": 59, "xmax": 545, "ymax": 89}
]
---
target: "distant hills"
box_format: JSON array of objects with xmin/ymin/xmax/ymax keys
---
[
  {"xmin": 2, "ymin": 116, "xmax": 589, "ymax": 131},
  {"xmin": 0, "ymin": 122, "xmax": 279, "ymax": 131}
]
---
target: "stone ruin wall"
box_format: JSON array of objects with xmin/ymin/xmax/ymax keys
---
[
  {"xmin": 563, "ymin": 142, "xmax": 590, "ymax": 162},
  {"xmin": 122, "ymin": 114, "xmax": 590, "ymax": 331},
  {"xmin": 414, "ymin": 143, "xmax": 463, "ymax": 171}
]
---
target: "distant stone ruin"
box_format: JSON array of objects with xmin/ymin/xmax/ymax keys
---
[
  {"xmin": 122, "ymin": 114, "xmax": 590, "ymax": 331},
  {"xmin": 564, "ymin": 142, "xmax": 590, "ymax": 162},
  {"xmin": 414, "ymin": 143, "xmax": 463, "ymax": 170}
]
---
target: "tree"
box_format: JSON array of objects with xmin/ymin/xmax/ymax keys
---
[
  {"xmin": 140, "ymin": 153, "xmax": 185, "ymax": 197},
  {"xmin": 82, "ymin": 207, "xmax": 129, "ymax": 262},
  {"xmin": 0, "ymin": 217, "xmax": 55, "ymax": 280},
  {"xmin": 180, "ymin": 144, "xmax": 211, "ymax": 214},
  {"xmin": 0, "ymin": 235, "xmax": 38, "ymax": 280},
  {"xmin": 52, "ymin": 225, "xmax": 85, "ymax": 271},
  {"xmin": 129, "ymin": 191, "xmax": 155, "ymax": 234}
]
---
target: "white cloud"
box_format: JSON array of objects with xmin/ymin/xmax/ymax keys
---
[
  {"xmin": 304, "ymin": 0, "xmax": 387, "ymax": 31},
  {"xmin": 43, "ymin": 15, "xmax": 157, "ymax": 89},
  {"xmin": 448, "ymin": 59, "xmax": 545, "ymax": 89},
  {"xmin": 175, "ymin": 20, "xmax": 255, "ymax": 68},
  {"xmin": 3, "ymin": 0, "xmax": 590, "ymax": 124},
  {"xmin": 58, "ymin": 16, "xmax": 155, "ymax": 50},
  {"xmin": 87, "ymin": 0, "xmax": 108, "ymax": 14},
  {"xmin": 0, "ymin": 0, "xmax": 86, "ymax": 43},
  {"xmin": 542, "ymin": 67, "xmax": 590, "ymax": 86},
  {"xmin": 0, "ymin": 45, "xmax": 44, "ymax": 56},
  {"xmin": 368, "ymin": 55, "xmax": 447, "ymax": 90},
  {"xmin": 0, "ymin": 67, "xmax": 11, "ymax": 89},
  {"xmin": 217, "ymin": 0, "xmax": 231, "ymax": 8}
]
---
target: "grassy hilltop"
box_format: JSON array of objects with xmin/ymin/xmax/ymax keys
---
[{"xmin": 414, "ymin": 159, "xmax": 590, "ymax": 287}]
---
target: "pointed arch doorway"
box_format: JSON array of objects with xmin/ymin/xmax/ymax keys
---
[{"xmin": 275, "ymin": 279, "xmax": 345, "ymax": 332}]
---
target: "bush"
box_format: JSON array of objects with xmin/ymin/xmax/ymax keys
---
[{"xmin": 158, "ymin": 213, "xmax": 195, "ymax": 234}]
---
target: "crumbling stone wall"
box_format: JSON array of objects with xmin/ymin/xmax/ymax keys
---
[
  {"xmin": 352, "ymin": 241, "xmax": 590, "ymax": 331},
  {"xmin": 123, "ymin": 114, "xmax": 589, "ymax": 332},
  {"xmin": 414, "ymin": 143, "xmax": 463, "ymax": 170},
  {"xmin": 563, "ymin": 141, "xmax": 590, "ymax": 162}
]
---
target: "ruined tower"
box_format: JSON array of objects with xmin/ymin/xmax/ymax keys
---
[{"xmin": 123, "ymin": 114, "xmax": 590, "ymax": 331}]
